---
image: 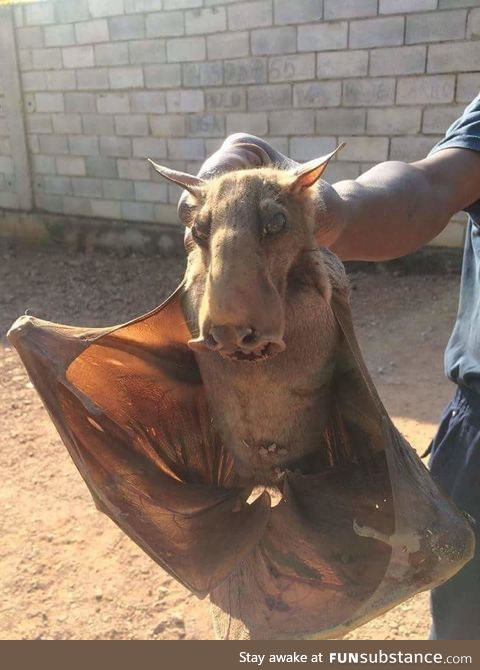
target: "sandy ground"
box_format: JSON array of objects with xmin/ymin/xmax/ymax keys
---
[{"xmin": 0, "ymin": 246, "xmax": 461, "ymax": 640}]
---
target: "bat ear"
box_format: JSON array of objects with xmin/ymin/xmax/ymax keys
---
[
  {"xmin": 289, "ymin": 143, "xmax": 345, "ymax": 194},
  {"xmin": 147, "ymin": 159, "xmax": 205, "ymax": 197}
]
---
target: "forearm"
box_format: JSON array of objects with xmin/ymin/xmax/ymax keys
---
[
  {"xmin": 327, "ymin": 161, "xmax": 453, "ymax": 262},
  {"xmin": 329, "ymin": 147, "xmax": 480, "ymax": 262}
]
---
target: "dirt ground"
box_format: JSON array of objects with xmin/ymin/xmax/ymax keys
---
[{"xmin": 0, "ymin": 246, "xmax": 461, "ymax": 640}]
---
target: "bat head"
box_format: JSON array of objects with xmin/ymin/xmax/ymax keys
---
[{"xmin": 149, "ymin": 146, "xmax": 343, "ymax": 362}]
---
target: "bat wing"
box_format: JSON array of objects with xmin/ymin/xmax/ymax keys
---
[
  {"xmin": 8, "ymin": 277, "xmax": 475, "ymax": 636},
  {"xmin": 8, "ymin": 284, "xmax": 270, "ymax": 597}
]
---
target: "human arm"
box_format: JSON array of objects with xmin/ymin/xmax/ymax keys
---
[{"xmin": 328, "ymin": 148, "xmax": 480, "ymax": 261}]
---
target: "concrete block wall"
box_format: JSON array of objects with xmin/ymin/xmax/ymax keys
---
[{"xmin": 0, "ymin": 0, "xmax": 479, "ymax": 240}]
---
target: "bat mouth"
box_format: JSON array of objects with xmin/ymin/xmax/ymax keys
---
[{"xmin": 224, "ymin": 341, "xmax": 284, "ymax": 363}]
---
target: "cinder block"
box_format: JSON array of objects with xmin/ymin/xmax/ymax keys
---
[
  {"xmin": 13, "ymin": 4, "xmax": 24, "ymax": 28},
  {"xmin": 322, "ymin": 162, "xmax": 360, "ymax": 183},
  {"xmin": 207, "ymin": 32, "xmax": 249, "ymax": 60},
  {"xmin": 146, "ymin": 11, "xmax": 184, "ymax": 37},
  {"xmin": 56, "ymin": 1, "xmax": 89, "ymax": 23},
  {"xmin": 380, "ymin": 0, "xmax": 437, "ymax": 12},
  {"xmin": 68, "ymin": 135, "xmax": 100, "ymax": 156},
  {"xmin": 35, "ymin": 92, "xmax": 64, "ymax": 113},
  {"xmin": 349, "ymin": 17, "xmax": 404, "ymax": 48},
  {"xmin": 185, "ymin": 7, "xmax": 227, "ymax": 34},
  {"xmin": 91, "ymin": 199, "xmax": 122, "ymax": 219},
  {"xmin": 457, "ymin": 74, "xmax": 480, "ymax": 102},
  {"xmin": 187, "ymin": 114, "xmax": 225, "ymax": 137},
  {"xmin": 150, "ymin": 114, "xmax": 186, "ymax": 136},
  {"xmin": 396, "ymin": 75, "xmax": 455, "ymax": 104},
  {"xmin": 370, "ymin": 46, "xmax": 426, "ymax": 76},
  {"xmin": 35, "ymin": 192, "xmax": 62, "ymax": 212},
  {"xmin": 144, "ymin": 64, "xmax": 182, "ymax": 89},
  {"xmin": 338, "ymin": 136, "xmax": 389, "ymax": 162},
  {"xmin": 225, "ymin": 112, "xmax": 268, "ymax": 135},
  {"xmin": 65, "ymin": 92, "xmax": 96, "ymax": 113},
  {"xmin": 422, "ymin": 105, "xmax": 466, "ymax": 134},
  {"xmin": 316, "ymin": 108, "xmax": 366, "ymax": 135},
  {"xmin": 130, "ymin": 91, "xmax": 166, "ymax": 113},
  {"xmin": 95, "ymin": 43, "xmax": 129, "ymax": 66},
  {"xmin": 467, "ymin": 7, "xmax": 480, "ymax": 39},
  {"xmin": 17, "ymin": 26, "xmax": 44, "ymax": 49},
  {"xmin": 367, "ymin": 107, "xmax": 422, "ymax": 135},
  {"xmin": 325, "ymin": 0, "xmax": 377, "ymax": 20},
  {"xmin": 103, "ymin": 178, "xmax": 135, "ymax": 199},
  {"xmin": 166, "ymin": 90, "xmax": 204, "ymax": 113},
  {"xmin": 83, "ymin": 114, "xmax": 115, "ymax": 135},
  {"xmin": 44, "ymin": 24, "xmax": 75, "ymax": 47},
  {"xmin": 32, "ymin": 154, "xmax": 56, "ymax": 175},
  {"xmin": 109, "ymin": 15, "xmax": 145, "ymax": 41},
  {"xmin": 132, "ymin": 137, "xmax": 167, "ymax": 158},
  {"xmin": 56, "ymin": 156, "xmax": 86, "ymax": 176},
  {"xmin": 164, "ymin": 0, "xmax": 202, "ymax": 8},
  {"xmin": 134, "ymin": 180, "xmax": 168, "ymax": 202},
  {"xmin": 248, "ymin": 84, "xmax": 291, "ymax": 111},
  {"xmin": 109, "ymin": 67, "xmax": 144, "ymax": 89},
  {"xmin": 168, "ymin": 138, "xmax": 205, "ymax": 160},
  {"xmin": 42, "ymin": 175, "xmax": 73, "ymax": 195},
  {"xmin": 224, "ymin": 57, "xmax": 267, "ymax": 85},
  {"xmin": 22, "ymin": 71, "xmax": 46, "ymax": 92},
  {"xmin": 27, "ymin": 114, "xmax": 53, "ymax": 134},
  {"xmin": 269, "ymin": 54, "xmax": 315, "ymax": 82},
  {"xmin": 166, "ymin": 37, "xmax": 206, "ymax": 62},
  {"xmin": 406, "ymin": 10, "xmax": 467, "ymax": 44},
  {"xmin": 72, "ymin": 177, "xmax": 103, "ymax": 199},
  {"xmin": 124, "ymin": 0, "xmax": 165, "ymax": 10},
  {"xmin": 25, "ymin": 3, "xmax": 55, "ymax": 26},
  {"xmin": 97, "ymin": 92, "xmax": 130, "ymax": 114},
  {"xmin": 122, "ymin": 201, "xmax": 155, "ymax": 222},
  {"xmin": 390, "ymin": 136, "xmax": 441, "ymax": 162},
  {"xmin": 18, "ymin": 48, "xmax": 33, "ymax": 70},
  {"xmin": 183, "ymin": 62, "xmax": 223, "ymax": 87},
  {"xmin": 77, "ymin": 68, "xmax": 109, "ymax": 90},
  {"xmin": 317, "ymin": 50, "xmax": 368, "ymax": 78},
  {"xmin": 63, "ymin": 45, "xmax": 95, "ymax": 69},
  {"xmin": 293, "ymin": 81, "xmax": 342, "ymax": 108},
  {"xmin": 270, "ymin": 110, "xmax": 315, "ymax": 135},
  {"xmin": 227, "ymin": 1, "xmax": 272, "ymax": 31},
  {"xmin": 88, "ymin": 0, "xmax": 125, "ymax": 18},
  {"xmin": 290, "ymin": 136, "xmax": 337, "ymax": 161},
  {"xmin": 129, "ymin": 39, "xmax": 166, "ymax": 64},
  {"xmin": 298, "ymin": 22, "xmax": 348, "ymax": 51},
  {"xmin": 205, "ymin": 88, "xmax": 246, "ymax": 112},
  {"xmin": 115, "ymin": 114, "xmax": 149, "ymax": 136},
  {"xmin": 63, "ymin": 196, "xmax": 93, "ymax": 217},
  {"xmin": 118, "ymin": 158, "xmax": 151, "ymax": 180},
  {"xmin": 154, "ymin": 203, "xmax": 179, "ymax": 225},
  {"xmin": 100, "ymin": 136, "xmax": 132, "ymax": 158},
  {"xmin": 251, "ymin": 27, "xmax": 296, "ymax": 56},
  {"xmin": 52, "ymin": 113, "xmax": 83, "ymax": 134},
  {"xmin": 343, "ymin": 78, "xmax": 395, "ymax": 106},
  {"xmin": 45, "ymin": 70, "xmax": 76, "ymax": 91},
  {"xmin": 274, "ymin": 0, "xmax": 322, "ymax": 25},
  {"xmin": 438, "ymin": 0, "xmax": 478, "ymax": 7},
  {"xmin": 427, "ymin": 42, "xmax": 480, "ymax": 73},
  {"xmin": 32, "ymin": 48, "xmax": 62, "ymax": 70},
  {"xmin": 0, "ymin": 156, "xmax": 15, "ymax": 173},
  {"xmin": 39, "ymin": 135, "xmax": 68, "ymax": 155},
  {"xmin": 75, "ymin": 20, "xmax": 110, "ymax": 45}
]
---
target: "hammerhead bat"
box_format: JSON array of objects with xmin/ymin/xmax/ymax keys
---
[{"xmin": 8, "ymin": 135, "xmax": 474, "ymax": 640}]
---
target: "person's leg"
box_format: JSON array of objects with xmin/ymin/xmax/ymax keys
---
[{"xmin": 429, "ymin": 387, "xmax": 480, "ymax": 640}]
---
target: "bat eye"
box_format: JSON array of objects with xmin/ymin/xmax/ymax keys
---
[
  {"xmin": 191, "ymin": 218, "xmax": 211, "ymax": 246},
  {"xmin": 265, "ymin": 211, "xmax": 287, "ymax": 236}
]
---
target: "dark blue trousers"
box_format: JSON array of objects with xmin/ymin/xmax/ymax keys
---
[{"xmin": 429, "ymin": 386, "xmax": 480, "ymax": 640}]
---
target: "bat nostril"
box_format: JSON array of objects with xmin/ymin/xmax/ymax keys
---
[{"xmin": 239, "ymin": 327, "xmax": 255, "ymax": 346}]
